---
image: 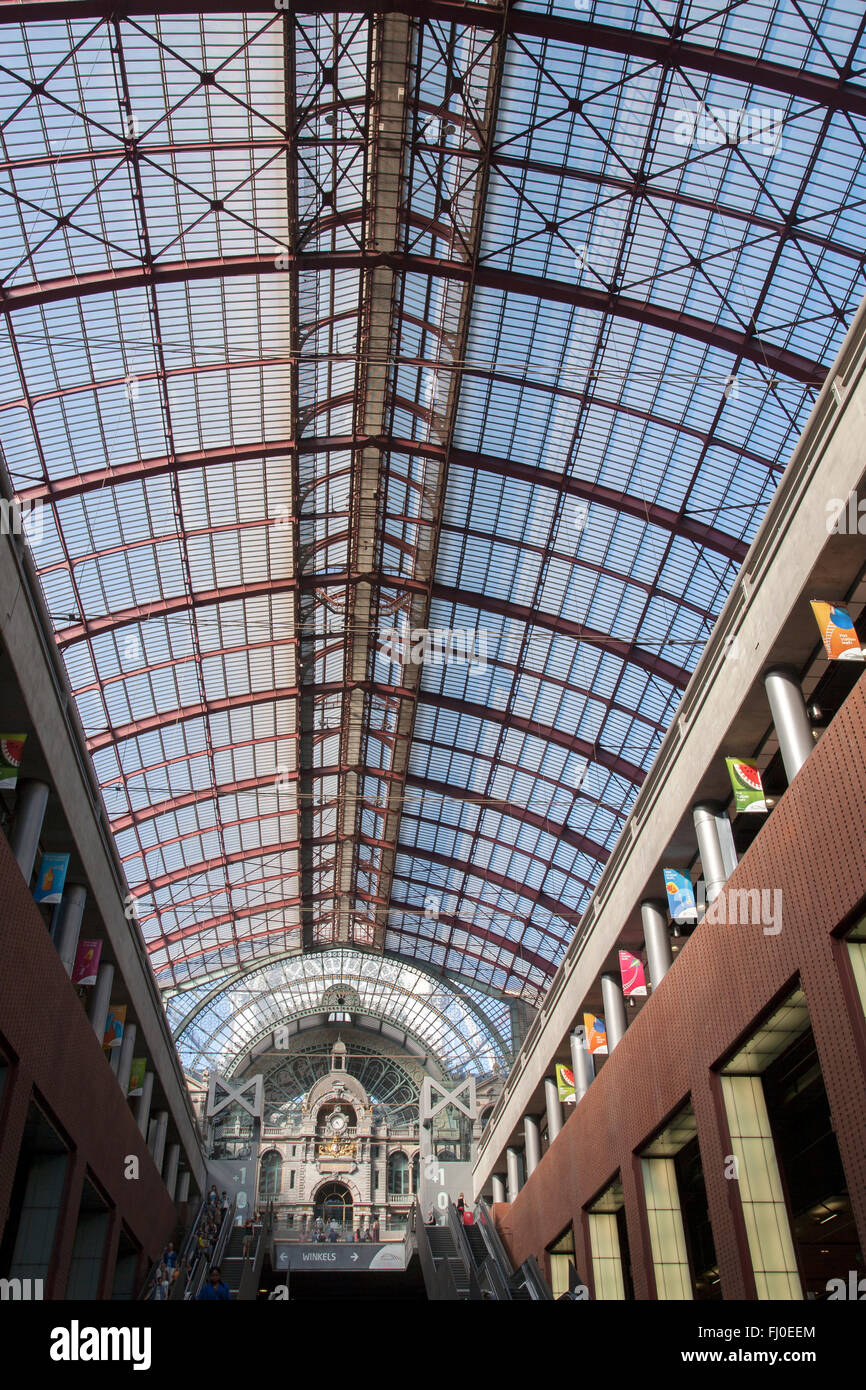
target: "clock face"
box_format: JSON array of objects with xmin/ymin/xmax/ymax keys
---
[{"xmin": 329, "ymin": 1112, "xmax": 347, "ymax": 1134}]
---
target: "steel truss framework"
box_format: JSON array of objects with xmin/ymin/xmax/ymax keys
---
[
  {"xmin": 167, "ymin": 948, "xmax": 513, "ymax": 1077},
  {"xmin": 1, "ymin": 1, "xmax": 865, "ymax": 1059}
]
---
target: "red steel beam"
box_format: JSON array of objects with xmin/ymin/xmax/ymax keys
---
[
  {"xmin": 22, "ymin": 435, "xmax": 749, "ymax": 566},
  {"xmin": 0, "ymin": 251, "xmax": 825, "ymax": 382},
  {"xmin": 1, "ymin": 3, "xmax": 864, "ymax": 119},
  {"xmin": 417, "ymin": 691, "xmax": 647, "ymax": 785},
  {"xmin": 86, "ymin": 686, "xmax": 300, "ymax": 751},
  {"xmin": 403, "ymin": 773, "xmax": 608, "ymax": 865},
  {"xmin": 392, "ymin": 842, "xmax": 583, "ymax": 927}
]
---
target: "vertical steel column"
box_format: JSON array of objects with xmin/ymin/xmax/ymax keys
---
[
  {"xmin": 54, "ymin": 883, "xmax": 86, "ymax": 975},
  {"xmin": 544, "ymin": 1075, "xmax": 563, "ymax": 1142},
  {"xmin": 149, "ymin": 1110, "xmax": 168, "ymax": 1171},
  {"xmin": 163, "ymin": 1143, "xmax": 180, "ymax": 1201},
  {"xmin": 601, "ymin": 973, "xmax": 627, "ymax": 1050},
  {"xmin": 523, "ymin": 1114, "xmax": 542, "ymax": 1178},
  {"xmin": 87, "ymin": 961, "xmax": 114, "ymax": 1042},
  {"xmin": 764, "ymin": 665, "xmax": 815, "ymax": 782},
  {"xmin": 491, "ymin": 1174, "xmax": 506, "ymax": 1204},
  {"xmin": 136, "ymin": 1072, "xmax": 154, "ymax": 1138},
  {"xmin": 692, "ymin": 806, "xmax": 739, "ymax": 900},
  {"xmin": 116, "ymin": 1023, "xmax": 137, "ymax": 1097},
  {"xmin": 506, "ymin": 1146, "xmax": 522, "ymax": 1204},
  {"xmin": 9, "ymin": 779, "xmax": 50, "ymax": 882},
  {"xmin": 570, "ymin": 1028, "xmax": 593, "ymax": 1100},
  {"xmin": 176, "ymin": 1171, "xmax": 191, "ymax": 1205},
  {"xmin": 641, "ymin": 899, "xmax": 673, "ymax": 989}
]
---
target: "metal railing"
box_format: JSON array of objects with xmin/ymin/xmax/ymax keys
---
[
  {"xmin": 139, "ymin": 1195, "xmax": 206, "ymax": 1300},
  {"xmin": 445, "ymin": 1202, "xmax": 483, "ymax": 1300},
  {"xmin": 411, "ymin": 1201, "xmax": 460, "ymax": 1301},
  {"xmin": 238, "ymin": 1203, "xmax": 273, "ymax": 1301},
  {"xmin": 185, "ymin": 1198, "xmax": 236, "ymax": 1299},
  {"xmin": 521, "ymin": 1253, "xmax": 555, "ymax": 1301}
]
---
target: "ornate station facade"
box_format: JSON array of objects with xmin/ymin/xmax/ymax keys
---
[{"xmin": 248, "ymin": 1031, "xmax": 501, "ymax": 1235}]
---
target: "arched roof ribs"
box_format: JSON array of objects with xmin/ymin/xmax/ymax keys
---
[
  {"xmin": 32, "ymin": 439, "xmax": 746, "ymax": 568},
  {"xmin": 1, "ymin": 252, "xmax": 826, "ymax": 383},
  {"xmin": 2, "ymin": 3, "xmax": 865, "ymax": 119}
]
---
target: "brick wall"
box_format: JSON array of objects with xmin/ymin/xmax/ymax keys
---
[
  {"xmin": 0, "ymin": 830, "xmax": 177, "ymax": 1297},
  {"xmin": 496, "ymin": 674, "xmax": 866, "ymax": 1299}
]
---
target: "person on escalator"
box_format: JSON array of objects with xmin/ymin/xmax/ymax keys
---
[
  {"xmin": 197, "ymin": 1266, "xmax": 231, "ymax": 1300},
  {"xmin": 456, "ymin": 1193, "xmax": 466, "ymax": 1219}
]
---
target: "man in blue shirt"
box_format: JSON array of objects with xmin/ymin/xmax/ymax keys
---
[{"xmin": 197, "ymin": 1265, "xmax": 231, "ymax": 1300}]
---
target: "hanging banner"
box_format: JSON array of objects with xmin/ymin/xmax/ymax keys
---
[
  {"xmin": 33, "ymin": 852, "xmax": 70, "ymax": 905},
  {"xmin": 810, "ymin": 601, "xmax": 865, "ymax": 661},
  {"xmin": 556, "ymin": 1063, "xmax": 576, "ymax": 1103},
  {"xmin": 583, "ymin": 1013, "xmax": 608, "ymax": 1056},
  {"xmin": 618, "ymin": 950, "xmax": 648, "ymax": 997},
  {"xmin": 725, "ymin": 757, "xmax": 767, "ymax": 813},
  {"xmin": 0, "ymin": 734, "xmax": 27, "ymax": 790},
  {"xmin": 103, "ymin": 1004, "xmax": 126, "ymax": 1050},
  {"xmin": 664, "ymin": 869, "xmax": 697, "ymax": 922},
  {"xmin": 72, "ymin": 939, "xmax": 102, "ymax": 987},
  {"xmin": 127, "ymin": 1057, "xmax": 146, "ymax": 1098}
]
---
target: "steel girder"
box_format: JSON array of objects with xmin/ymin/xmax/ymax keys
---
[
  {"xmin": 2, "ymin": 2, "xmax": 866, "ymax": 121},
  {"xmin": 0, "ymin": 252, "xmax": 826, "ymax": 382}
]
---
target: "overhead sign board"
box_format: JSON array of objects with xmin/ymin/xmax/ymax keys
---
[{"xmin": 273, "ymin": 1242, "xmax": 406, "ymax": 1273}]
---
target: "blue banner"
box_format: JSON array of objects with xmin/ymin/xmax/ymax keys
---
[
  {"xmin": 663, "ymin": 868, "xmax": 697, "ymax": 921},
  {"xmin": 34, "ymin": 852, "xmax": 70, "ymax": 905}
]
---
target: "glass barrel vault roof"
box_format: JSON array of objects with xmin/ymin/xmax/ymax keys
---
[{"xmin": 0, "ymin": 0, "xmax": 864, "ymax": 1067}]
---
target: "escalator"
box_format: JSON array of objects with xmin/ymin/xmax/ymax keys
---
[
  {"xmin": 462, "ymin": 1198, "xmax": 554, "ymax": 1300},
  {"xmin": 412, "ymin": 1199, "xmax": 554, "ymax": 1300},
  {"xmin": 220, "ymin": 1224, "xmax": 248, "ymax": 1299},
  {"xmin": 427, "ymin": 1225, "xmax": 473, "ymax": 1298}
]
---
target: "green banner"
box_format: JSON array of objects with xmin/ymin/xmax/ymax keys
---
[
  {"xmin": 725, "ymin": 757, "xmax": 767, "ymax": 813},
  {"xmin": 556, "ymin": 1063, "xmax": 575, "ymax": 1103},
  {"xmin": 127, "ymin": 1057, "xmax": 146, "ymax": 1098}
]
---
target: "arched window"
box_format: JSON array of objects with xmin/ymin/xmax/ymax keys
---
[
  {"xmin": 387, "ymin": 1151, "xmax": 409, "ymax": 1197},
  {"xmin": 480, "ymin": 1106, "xmax": 494, "ymax": 1130},
  {"xmin": 259, "ymin": 1150, "xmax": 283, "ymax": 1197},
  {"xmin": 411, "ymin": 1152, "xmax": 419, "ymax": 1193}
]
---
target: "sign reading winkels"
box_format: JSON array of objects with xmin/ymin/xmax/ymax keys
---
[{"xmin": 273, "ymin": 1242, "xmax": 406, "ymax": 1272}]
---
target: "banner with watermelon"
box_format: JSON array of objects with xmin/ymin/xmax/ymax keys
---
[
  {"xmin": 618, "ymin": 950, "xmax": 648, "ymax": 997},
  {"xmin": 556, "ymin": 1063, "xmax": 576, "ymax": 1103},
  {"xmin": 0, "ymin": 733, "xmax": 27, "ymax": 790},
  {"xmin": 725, "ymin": 757, "xmax": 767, "ymax": 813}
]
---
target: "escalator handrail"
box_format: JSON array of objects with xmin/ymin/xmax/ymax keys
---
[
  {"xmin": 411, "ymin": 1201, "xmax": 461, "ymax": 1301},
  {"xmin": 521, "ymin": 1252, "xmax": 555, "ymax": 1301},
  {"xmin": 237, "ymin": 1201, "xmax": 273, "ymax": 1300},
  {"xmin": 138, "ymin": 1193, "xmax": 207, "ymax": 1299},
  {"xmin": 463, "ymin": 1214, "xmax": 511, "ymax": 1301},
  {"xmin": 473, "ymin": 1196, "xmax": 521, "ymax": 1294},
  {"xmin": 186, "ymin": 1197, "xmax": 236, "ymax": 1299},
  {"xmin": 445, "ymin": 1203, "xmax": 483, "ymax": 1300}
]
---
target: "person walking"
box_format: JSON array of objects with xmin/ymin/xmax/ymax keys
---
[
  {"xmin": 197, "ymin": 1265, "xmax": 231, "ymax": 1300},
  {"xmin": 371, "ymin": 1215, "xmax": 380, "ymax": 1242}
]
